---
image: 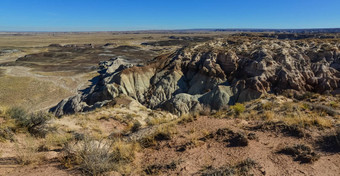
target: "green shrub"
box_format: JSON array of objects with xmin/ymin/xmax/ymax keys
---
[
  {"xmin": 26, "ymin": 112, "xmax": 53, "ymax": 137},
  {"xmin": 7, "ymin": 107, "xmax": 28, "ymax": 122},
  {"xmin": 7, "ymin": 107, "xmax": 53, "ymax": 137},
  {"xmin": 329, "ymin": 101, "xmax": 338, "ymax": 108},
  {"xmin": 231, "ymin": 103, "xmax": 245, "ymax": 115}
]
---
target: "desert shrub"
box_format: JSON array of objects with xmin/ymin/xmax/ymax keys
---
[
  {"xmin": 7, "ymin": 107, "xmax": 28, "ymax": 122},
  {"xmin": 177, "ymin": 114, "xmax": 196, "ymax": 124},
  {"xmin": 283, "ymin": 114, "xmax": 332, "ymax": 129},
  {"xmin": 148, "ymin": 111, "xmax": 156, "ymax": 117},
  {"xmin": 73, "ymin": 132, "xmax": 85, "ymax": 141},
  {"xmin": 25, "ymin": 112, "xmax": 54, "ymax": 137},
  {"xmin": 310, "ymin": 104, "xmax": 339, "ymax": 117},
  {"xmin": 201, "ymin": 166, "xmax": 235, "ymax": 176},
  {"xmin": 108, "ymin": 130, "xmax": 123, "ymax": 140},
  {"xmin": 230, "ymin": 103, "xmax": 245, "ymax": 115},
  {"xmin": 211, "ymin": 110, "xmax": 226, "ymax": 119},
  {"xmin": 0, "ymin": 128, "xmax": 15, "ymax": 142},
  {"xmin": 199, "ymin": 106, "xmax": 211, "ymax": 116},
  {"xmin": 146, "ymin": 117, "xmax": 170, "ymax": 126},
  {"xmin": 7, "ymin": 107, "xmax": 53, "ymax": 137},
  {"xmin": 131, "ymin": 121, "xmax": 142, "ymax": 132},
  {"xmin": 111, "ymin": 140, "xmax": 139, "ymax": 164},
  {"xmin": 61, "ymin": 137, "xmax": 138, "ymax": 175},
  {"xmin": 317, "ymin": 127, "xmax": 340, "ymax": 153},
  {"xmin": 300, "ymin": 103, "xmax": 312, "ymax": 110},
  {"xmin": 139, "ymin": 135, "xmax": 157, "ymax": 148},
  {"xmin": 298, "ymin": 91, "xmax": 316, "ymax": 100},
  {"xmin": 200, "ymin": 128, "xmax": 249, "ymax": 147},
  {"xmin": 236, "ymin": 158, "xmax": 257, "ymax": 174},
  {"xmin": 201, "ymin": 158, "xmax": 257, "ymax": 176},
  {"xmin": 125, "ymin": 113, "xmax": 137, "ymax": 120},
  {"xmin": 176, "ymin": 138, "xmax": 203, "ymax": 152},
  {"xmin": 281, "ymin": 102, "xmax": 295, "ymax": 111},
  {"xmin": 15, "ymin": 136, "xmax": 42, "ymax": 165},
  {"xmin": 261, "ymin": 111, "xmax": 276, "ymax": 121},
  {"xmin": 278, "ymin": 144, "xmax": 320, "ymax": 163},
  {"xmin": 329, "ymin": 101, "xmax": 339, "ymax": 108},
  {"xmin": 144, "ymin": 161, "xmax": 178, "ymax": 175},
  {"xmin": 240, "ymin": 110, "xmax": 257, "ymax": 120},
  {"xmin": 139, "ymin": 125, "xmax": 176, "ymax": 148},
  {"xmin": 0, "ymin": 107, "xmax": 6, "ymax": 115},
  {"xmin": 0, "ymin": 117, "xmax": 16, "ymax": 142},
  {"xmin": 62, "ymin": 138, "xmax": 114, "ymax": 175},
  {"xmin": 252, "ymin": 121, "xmax": 304, "ymax": 138},
  {"xmin": 153, "ymin": 125, "xmax": 176, "ymax": 141},
  {"xmin": 311, "ymin": 117, "xmax": 332, "ymax": 128},
  {"xmin": 227, "ymin": 132, "xmax": 249, "ymax": 147},
  {"xmin": 261, "ymin": 101, "xmax": 274, "ymax": 110},
  {"xmin": 44, "ymin": 132, "xmax": 73, "ymax": 150}
]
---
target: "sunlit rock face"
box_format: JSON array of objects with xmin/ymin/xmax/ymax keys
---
[{"xmin": 51, "ymin": 38, "xmax": 340, "ymax": 116}]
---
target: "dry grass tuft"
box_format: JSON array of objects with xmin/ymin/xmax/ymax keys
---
[
  {"xmin": 201, "ymin": 158, "xmax": 257, "ymax": 176},
  {"xmin": 15, "ymin": 136, "xmax": 43, "ymax": 165},
  {"xmin": 282, "ymin": 113, "xmax": 333, "ymax": 129},
  {"xmin": 61, "ymin": 137, "xmax": 139, "ymax": 175},
  {"xmin": 177, "ymin": 114, "xmax": 196, "ymax": 124},
  {"xmin": 43, "ymin": 132, "xmax": 73, "ymax": 150},
  {"xmin": 139, "ymin": 125, "xmax": 177, "ymax": 148},
  {"xmin": 146, "ymin": 116, "xmax": 170, "ymax": 126}
]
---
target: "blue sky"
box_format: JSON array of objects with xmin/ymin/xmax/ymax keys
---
[{"xmin": 0, "ymin": 0, "xmax": 339, "ymax": 31}]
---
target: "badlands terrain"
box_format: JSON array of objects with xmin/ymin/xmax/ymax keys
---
[{"xmin": 0, "ymin": 31, "xmax": 339, "ymax": 175}]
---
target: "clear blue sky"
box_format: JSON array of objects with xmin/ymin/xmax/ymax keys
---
[{"xmin": 0, "ymin": 0, "xmax": 339, "ymax": 31}]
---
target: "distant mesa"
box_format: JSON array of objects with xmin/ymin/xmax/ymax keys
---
[{"xmin": 48, "ymin": 43, "xmax": 62, "ymax": 47}]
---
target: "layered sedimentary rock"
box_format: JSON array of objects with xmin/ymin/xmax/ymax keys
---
[{"xmin": 51, "ymin": 38, "xmax": 340, "ymax": 116}]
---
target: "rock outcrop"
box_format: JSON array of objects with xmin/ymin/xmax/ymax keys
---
[{"xmin": 51, "ymin": 38, "xmax": 340, "ymax": 116}]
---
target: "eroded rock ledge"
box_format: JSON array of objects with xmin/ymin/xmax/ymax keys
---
[{"xmin": 51, "ymin": 38, "xmax": 340, "ymax": 116}]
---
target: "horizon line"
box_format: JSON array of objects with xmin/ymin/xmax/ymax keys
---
[{"xmin": 0, "ymin": 27, "xmax": 339, "ymax": 33}]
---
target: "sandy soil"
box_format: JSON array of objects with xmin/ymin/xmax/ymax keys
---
[
  {"xmin": 139, "ymin": 117, "xmax": 340, "ymax": 176},
  {"xmin": 1, "ymin": 116, "xmax": 339, "ymax": 176}
]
